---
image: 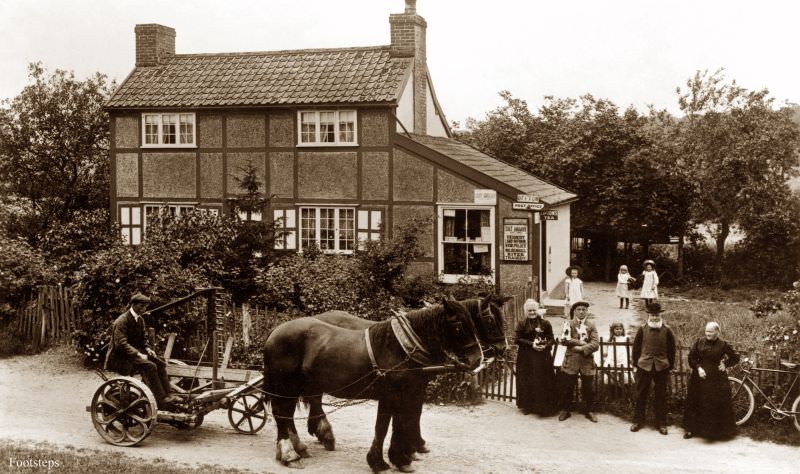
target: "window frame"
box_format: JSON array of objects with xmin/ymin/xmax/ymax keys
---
[
  {"xmin": 298, "ymin": 206, "xmax": 357, "ymax": 254},
  {"xmin": 119, "ymin": 204, "xmax": 143, "ymax": 245},
  {"xmin": 273, "ymin": 208, "xmax": 297, "ymax": 250},
  {"xmin": 143, "ymin": 203, "xmax": 196, "ymax": 236},
  {"xmin": 141, "ymin": 112, "xmax": 197, "ymax": 148},
  {"xmin": 296, "ymin": 110, "xmax": 358, "ymax": 147},
  {"xmin": 437, "ymin": 204, "xmax": 496, "ymax": 284}
]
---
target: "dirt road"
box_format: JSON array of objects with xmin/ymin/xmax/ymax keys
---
[{"xmin": 1, "ymin": 347, "xmax": 797, "ymax": 473}]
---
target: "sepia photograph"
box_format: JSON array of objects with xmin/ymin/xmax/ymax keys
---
[{"xmin": 1, "ymin": 1, "xmax": 798, "ymax": 472}]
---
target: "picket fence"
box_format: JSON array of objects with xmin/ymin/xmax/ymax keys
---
[
  {"xmin": 14, "ymin": 285, "xmax": 80, "ymax": 351},
  {"xmin": 477, "ymin": 337, "xmax": 796, "ymax": 404}
]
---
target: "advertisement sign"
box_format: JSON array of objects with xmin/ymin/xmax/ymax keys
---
[
  {"xmin": 512, "ymin": 202, "xmax": 545, "ymax": 211},
  {"xmin": 503, "ymin": 218, "xmax": 529, "ymax": 261},
  {"xmin": 540, "ymin": 209, "xmax": 558, "ymax": 220},
  {"xmin": 474, "ymin": 189, "xmax": 497, "ymax": 205}
]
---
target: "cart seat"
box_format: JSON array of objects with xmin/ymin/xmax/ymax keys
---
[{"xmin": 780, "ymin": 360, "xmax": 798, "ymax": 370}]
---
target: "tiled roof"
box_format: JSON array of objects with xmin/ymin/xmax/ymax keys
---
[
  {"xmin": 106, "ymin": 46, "xmax": 411, "ymax": 108},
  {"xmin": 406, "ymin": 134, "xmax": 577, "ymax": 206}
]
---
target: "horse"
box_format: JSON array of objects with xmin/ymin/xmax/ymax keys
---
[
  {"xmin": 263, "ymin": 297, "xmax": 485, "ymax": 470},
  {"xmin": 308, "ymin": 294, "xmax": 511, "ymax": 472}
]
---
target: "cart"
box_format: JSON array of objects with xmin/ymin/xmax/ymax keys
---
[{"xmin": 87, "ymin": 288, "xmax": 269, "ymax": 447}]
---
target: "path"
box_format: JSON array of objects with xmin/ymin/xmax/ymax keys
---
[{"xmin": 1, "ymin": 347, "xmax": 797, "ymax": 473}]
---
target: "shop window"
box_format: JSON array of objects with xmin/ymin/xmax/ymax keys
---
[{"xmin": 438, "ymin": 206, "xmax": 494, "ymax": 283}]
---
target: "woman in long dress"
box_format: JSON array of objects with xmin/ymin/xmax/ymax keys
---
[
  {"xmin": 640, "ymin": 259, "xmax": 659, "ymax": 305},
  {"xmin": 514, "ymin": 299, "xmax": 556, "ymax": 416},
  {"xmin": 683, "ymin": 321, "xmax": 741, "ymax": 440}
]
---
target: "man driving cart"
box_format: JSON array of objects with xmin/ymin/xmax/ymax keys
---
[{"xmin": 104, "ymin": 292, "xmax": 181, "ymax": 408}]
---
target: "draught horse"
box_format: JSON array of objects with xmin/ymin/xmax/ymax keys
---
[
  {"xmin": 263, "ymin": 298, "xmax": 485, "ymax": 470},
  {"xmin": 309, "ymin": 295, "xmax": 510, "ymax": 471}
]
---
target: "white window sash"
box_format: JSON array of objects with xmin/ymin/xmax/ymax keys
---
[
  {"xmin": 296, "ymin": 110, "xmax": 357, "ymax": 146},
  {"xmin": 141, "ymin": 113, "xmax": 197, "ymax": 148},
  {"xmin": 298, "ymin": 207, "xmax": 355, "ymax": 254}
]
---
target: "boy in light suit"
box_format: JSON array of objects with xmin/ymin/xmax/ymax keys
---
[{"xmin": 557, "ymin": 301, "xmax": 599, "ymax": 423}]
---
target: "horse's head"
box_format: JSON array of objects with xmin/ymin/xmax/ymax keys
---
[
  {"xmin": 438, "ymin": 297, "xmax": 484, "ymax": 371},
  {"xmin": 474, "ymin": 294, "xmax": 512, "ymax": 357}
]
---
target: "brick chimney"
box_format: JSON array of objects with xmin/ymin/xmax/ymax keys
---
[
  {"xmin": 390, "ymin": 0, "xmax": 428, "ymax": 134},
  {"xmin": 135, "ymin": 24, "xmax": 176, "ymax": 67}
]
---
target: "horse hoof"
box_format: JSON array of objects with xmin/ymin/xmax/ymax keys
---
[
  {"xmin": 409, "ymin": 453, "xmax": 420, "ymax": 461},
  {"xmin": 322, "ymin": 439, "xmax": 336, "ymax": 451},
  {"xmin": 416, "ymin": 446, "xmax": 430, "ymax": 454},
  {"xmin": 298, "ymin": 449, "xmax": 311, "ymax": 459},
  {"xmin": 398, "ymin": 465, "xmax": 415, "ymax": 473},
  {"xmin": 286, "ymin": 460, "xmax": 305, "ymax": 469}
]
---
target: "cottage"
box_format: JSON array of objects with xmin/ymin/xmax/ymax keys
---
[{"xmin": 106, "ymin": 0, "xmax": 577, "ymax": 299}]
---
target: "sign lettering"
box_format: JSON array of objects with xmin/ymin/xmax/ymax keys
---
[
  {"xmin": 512, "ymin": 202, "xmax": 545, "ymax": 211},
  {"xmin": 503, "ymin": 218, "xmax": 529, "ymax": 261}
]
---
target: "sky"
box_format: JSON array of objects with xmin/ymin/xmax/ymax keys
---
[{"xmin": 1, "ymin": 0, "xmax": 798, "ymax": 125}]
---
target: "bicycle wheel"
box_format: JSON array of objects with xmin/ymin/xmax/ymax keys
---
[
  {"xmin": 728, "ymin": 376, "xmax": 754, "ymax": 426},
  {"xmin": 791, "ymin": 394, "xmax": 800, "ymax": 432}
]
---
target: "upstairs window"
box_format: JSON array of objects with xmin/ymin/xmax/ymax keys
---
[
  {"xmin": 298, "ymin": 110, "xmax": 357, "ymax": 146},
  {"xmin": 142, "ymin": 113, "xmax": 196, "ymax": 147}
]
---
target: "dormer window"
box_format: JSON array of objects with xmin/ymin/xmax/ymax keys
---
[
  {"xmin": 142, "ymin": 113, "xmax": 196, "ymax": 147},
  {"xmin": 298, "ymin": 110, "xmax": 357, "ymax": 146}
]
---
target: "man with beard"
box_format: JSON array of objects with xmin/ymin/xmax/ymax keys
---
[{"xmin": 630, "ymin": 302, "xmax": 676, "ymax": 435}]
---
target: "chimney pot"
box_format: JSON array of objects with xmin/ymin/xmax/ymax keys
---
[{"xmin": 405, "ymin": 0, "xmax": 417, "ymax": 14}]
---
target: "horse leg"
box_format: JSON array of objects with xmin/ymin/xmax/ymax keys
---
[
  {"xmin": 366, "ymin": 399, "xmax": 392, "ymax": 473},
  {"xmin": 288, "ymin": 420, "xmax": 311, "ymax": 459},
  {"xmin": 306, "ymin": 395, "xmax": 335, "ymax": 451},
  {"xmin": 388, "ymin": 405, "xmax": 415, "ymax": 472},
  {"xmin": 410, "ymin": 383, "xmax": 428, "ymax": 454},
  {"xmin": 273, "ymin": 396, "xmax": 304, "ymax": 468}
]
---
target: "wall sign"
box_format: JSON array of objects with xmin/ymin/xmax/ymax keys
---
[
  {"xmin": 516, "ymin": 194, "xmax": 540, "ymax": 203},
  {"xmin": 503, "ymin": 218, "xmax": 529, "ymax": 261},
  {"xmin": 512, "ymin": 202, "xmax": 545, "ymax": 211},
  {"xmin": 474, "ymin": 189, "xmax": 497, "ymax": 205},
  {"xmin": 540, "ymin": 209, "xmax": 558, "ymax": 220}
]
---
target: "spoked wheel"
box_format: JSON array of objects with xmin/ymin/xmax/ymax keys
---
[
  {"xmin": 791, "ymin": 395, "xmax": 800, "ymax": 432},
  {"xmin": 227, "ymin": 392, "xmax": 269, "ymax": 434},
  {"xmin": 90, "ymin": 376, "xmax": 158, "ymax": 446},
  {"xmin": 728, "ymin": 376, "xmax": 754, "ymax": 426}
]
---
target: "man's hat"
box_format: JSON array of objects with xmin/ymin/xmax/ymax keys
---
[
  {"xmin": 565, "ymin": 265, "xmax": 582, "ymax": 277},
  {"xmin": 570, "ymin": 301, "xmax": 590, "ymax": 318},
  {"xmin": 129, "ymin": 292, "xmax": 151, "ymax": 305},
  {"xmin": 645, "ymin": 302, "xmax": 664, "ymax": 314}
]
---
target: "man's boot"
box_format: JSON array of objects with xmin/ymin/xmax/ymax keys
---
[{"xmin": 558, "ymin": 410, "xmax": 571, "ymax": 421}]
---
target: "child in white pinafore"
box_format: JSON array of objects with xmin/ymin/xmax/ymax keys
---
[
  {"xmin": 603, "ymin": 322, "xmax": 631, "ymax": 384},
  {"xmin": 616, "ymin": 265, "xmax": 633, "ymax": 309},
  {"xmin": 563, "ymin": 266, "xmax": 584, "ymax": 318},
  {"xmin": 640, "ymin": 259, "xmax": 659, "ymax": 305}
]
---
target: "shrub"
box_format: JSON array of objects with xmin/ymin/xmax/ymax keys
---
[
  {"xmin": 228, "ymin": 308, "xmax": 302, "ymax": 368},
  {"xmin": 38, "ymin": 209, "xmax": 119, "ymax": 284},
  {"xmin": 0, "ymin": 235, "xmax": 55, "ymax": 323}
]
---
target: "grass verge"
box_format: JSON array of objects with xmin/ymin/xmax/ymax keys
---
[{"xmin": 0, "ymin": 440, "xmax": 252, "ymax": 474}]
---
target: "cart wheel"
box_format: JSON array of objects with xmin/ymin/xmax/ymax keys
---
[
  {"xmin": 228, "ymin": 393, "xmax": 269, "ymax": 434},
  {"xmin": 90, "ymin": 376, "xmax": 158, "ymax": 446}
]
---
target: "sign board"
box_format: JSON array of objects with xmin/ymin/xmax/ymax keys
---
[
  {"xmin": 516, "ymin": 194, "xmax": 540, "ymax": 203},
  {"xmin": 503, "ymin": 218, "xmax": 529, "ymax": 261},
  {"xmin": 512, "ymin": 202, "xmax": 545, "ymax": 211},
  {"xmin": 474, "ymin": 189, "xmax": 497, "ymax": 205},
  {"xmin": 540, "ymin": 209, "xmax": 558, "ymax": 220}
]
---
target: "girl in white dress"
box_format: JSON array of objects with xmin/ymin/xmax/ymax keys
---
[
  {"xmin": 616, "ymin": 265, "xmax": 633, "ymax": 309},
  {"xmin": 640, "ymin": 259, "xmax": 659, "ymax": 305},
  {"xmin": 563, "ymin": 266, "xmax": 584, "ymax": 318},
  {"xmin": 603, "ymin": 322, "xmax": 631, "ymax": 384}
]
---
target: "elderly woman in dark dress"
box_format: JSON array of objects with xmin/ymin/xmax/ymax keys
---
[
  {"xmin": 683, "ymin": 321, "xmax": 741, "ymax": 440},
  {"xmin": 514, "ymin": 299, "xmax": 556, "ymax": 416}
]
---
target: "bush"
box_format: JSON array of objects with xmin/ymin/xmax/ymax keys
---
[
  {"xmin": 0, "ymin": 234, "xmax": 55, "ymax": 323},
  {"xmin": 424, "ymin": 372, "xmax": 479, "ymax": 404},
  {"xmin": 38, "ymin": 209, "xmax": 118, "ymax": 284},
  {"xmin": 228, "ymin": 308, "xmax": 302, "ymax": 368}
]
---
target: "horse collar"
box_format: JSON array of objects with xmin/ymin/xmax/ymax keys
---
[
  {"xmin": 390, "ymin": 314, "xmax": 435, "ymax": 366},
  {"xmin": 364, "ymin": 328, "xmax": 383, "ymax": 375}
]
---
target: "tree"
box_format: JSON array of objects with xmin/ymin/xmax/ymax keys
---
[
  {"xmin": 677, "ymin": 69, "xmax": 800, "ymax": 281},
  {"xmin": 461, "ymin": 93, "xmax": 696, "ymax": 280},
  {"xmin": 0, "ymin": 63, "xmax": 114, "ymax": 243}
]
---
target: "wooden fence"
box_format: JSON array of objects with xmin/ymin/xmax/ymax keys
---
[
  {"xmin": 478, "ymin": 337, "xmax": 796, "ymax": 404},
  {"xmin": 14, "ymin": 285, "xmax": 80, "ymax": 351}
]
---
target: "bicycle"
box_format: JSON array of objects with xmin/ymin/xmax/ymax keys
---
[{"xmin": 728, "ymin": 357, "xmax": 800, "ymax": 432}]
